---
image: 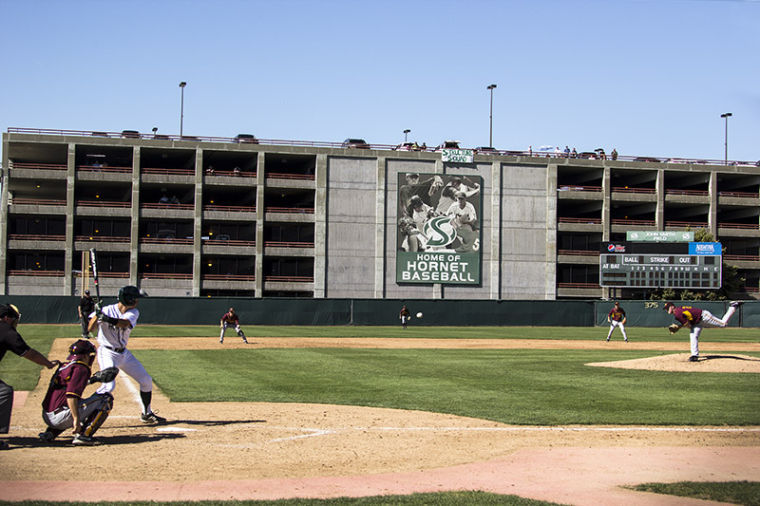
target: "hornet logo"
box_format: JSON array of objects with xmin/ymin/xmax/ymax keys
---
[{"xmin": 423, "ymin": 216, "xmax": 457, "ymax": 248}]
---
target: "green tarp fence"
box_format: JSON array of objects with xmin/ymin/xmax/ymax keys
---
[{"xmin": 0, "ymin": 296, "xmax": 755, "ymax": 327}]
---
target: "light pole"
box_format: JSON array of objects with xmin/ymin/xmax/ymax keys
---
[
  {"xmin": 720, "ymin": 112, "xmax": 732, "ymax": 165},
  {"xmin": 487, "ymin": 84, "xmax": 497, "ymax": 148},
  {"xmin": 403, "ymin": 129, "xmax": 410, "ymax": 143},
  {"xmin": 179, "ymin": 81, "xmax": 187, "ymax": 137}
]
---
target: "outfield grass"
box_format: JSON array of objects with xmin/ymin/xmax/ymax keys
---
[
  {"xmin": 2, "ymin": 325, "xmax": 758, "ymax": 422},
  {"xmin": 136, "ymin": 348, "xmax": 760, "ymax": 425}
]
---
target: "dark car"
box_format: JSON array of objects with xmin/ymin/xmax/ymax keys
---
[
  {"xmin": 234, "ymin": 133, "xmax": 259, "ymax": 144},
  {"xmin": 475, "ymin": 146, "xmax": 498, "ymax": 154},
  {"xmin": 121, "ymin": 130, "xmax": 140, "ymax": 139},
  {"xmin": 633, "ymin": 157, "xmax": 661, "ymax": 163},
  {"xmin": 578, "ymin": 152, "xmax": 598, "ymax": 160},
  {"xmin": 436, "ymin": 140, "xmax": 460, "ymax": 151},
  {"xmin": 342, "ymin": 138, "xmax": 370, "ymax": 149}
]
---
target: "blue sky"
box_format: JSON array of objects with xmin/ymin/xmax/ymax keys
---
[{"xmin": 2, "ymin": 0, "xmax": 758, "ymax": 162}]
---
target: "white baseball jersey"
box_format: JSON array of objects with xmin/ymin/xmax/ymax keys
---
[
  {"xmin": 91, "ymin": 303, "xmax": 153, "ymax": 394},
  {"xmin": 91, "ymin": 303, "xmax": 139, "ymax": 350},
  {"xmin": 446, "ymin": 201, "xmax": 477, "ymax": 228}
]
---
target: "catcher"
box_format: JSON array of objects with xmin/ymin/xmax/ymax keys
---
[
  {"xmin": 38, "ymin": 339, "xmax": 119, "ymax": 446},
  {"xmin": 665, "ymin": 301, "xmax": 743, "ymax": 362},
  {"xmin": 219, "ymin": 307, "xmax": 248, "ymax": 344}
]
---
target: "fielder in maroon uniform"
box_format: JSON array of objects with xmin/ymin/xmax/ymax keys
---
[
  {"xmin": 219, "ymin": 308, "xmax": 248, "ymax": 344},
  {"xmin": 664, "ymin": 301, "xmax": 743, "ymax": 362},
  {"xmin": 605, "ymin": 301, "xmax": 628, "ymax": 342}
]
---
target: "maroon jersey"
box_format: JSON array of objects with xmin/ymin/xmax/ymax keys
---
[
  {"xmin": 41, "ymin": 355, "xmax": 91, "ymax": 413},
  {"xmin": 673, "ymin": 306, "xmax": 703, "ymax": 326},
  {"xmin": 221, "ymin": 312, "xmax": 240, "ymax": 325},
  {"xmin": 608, "ymin": 307, "xmax": 626, "ymax": 322}
]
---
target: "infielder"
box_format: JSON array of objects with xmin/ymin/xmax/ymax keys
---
[
  {"xmin": 220, "ymin": 307, "xmax": 248, "ymax": 344},
  {"xmin": 38, "ymin": 339, "xmax": 117, "ymax": 446},
  {"xmin": 664, "ymin": 301, "xmax": 742, "ymax": 361},
  {"xmin": 605, "ymin": 301, "xmax": 628, "ymax": 342},
  {"xmin": 399, "ymin": 305, "xmax": 411, "ymax": 329},
  {"xmin": 88, "ymin": 285, "xmax": 166, "ymax": 424}
]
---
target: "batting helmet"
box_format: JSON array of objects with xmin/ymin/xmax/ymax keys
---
[
  {"xmin": 69, "ymin": 339, "xmax": 96, "ymax": 357},
  {"xmin": 118, "ymin": 285, "xmax": 146, "ymax": 306}
]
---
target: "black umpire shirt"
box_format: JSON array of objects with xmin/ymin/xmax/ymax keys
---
[
  {"xmin": 0, "ymin": 320, "xmax": 31, "ymax": 366},
  {"xmin": 79, "ymin": 296, "xmax": 95, "ymax": 316}
]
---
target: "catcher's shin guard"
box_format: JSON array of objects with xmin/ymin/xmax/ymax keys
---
[{"xmin": 81, "ymin": 393, "xmax": 113, "ymax": 438}]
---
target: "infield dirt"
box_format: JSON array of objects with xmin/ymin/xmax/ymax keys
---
[{"xmin": 1, "ymin": 337, "xmax": 758, "ymax": 505}]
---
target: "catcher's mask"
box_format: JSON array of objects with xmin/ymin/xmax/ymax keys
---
[
  {"xmin": 118, "ymin": 285, "xmax": 147, "ymax": 306},
  {"xmin": 69, "ymin": 339, "xmax": 96, "ymax": 365}
]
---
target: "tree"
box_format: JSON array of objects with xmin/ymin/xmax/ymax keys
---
[{"xmin": 648, "ymin": 228, "xmax": 746, "ymax": 301}]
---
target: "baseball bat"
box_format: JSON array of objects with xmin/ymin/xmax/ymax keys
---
[{"xmin": 89, "ymin": 248, "xmax": 101, "ymax": 303}]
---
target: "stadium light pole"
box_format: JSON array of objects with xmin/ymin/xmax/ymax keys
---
[
  {"xmin": 179, "ymin": 81, "xmax": 187, "ymax": 137},
  {"xmin": 487, "ymin": 84, "xmax": 497, "ymax": 148},
  {"xmin": 403, "ymin": 129, "xmax": 410, "ymax": 143},
  {"xmin": 720, "ymin": 112, "xmax": 732, "ymax": 165}
]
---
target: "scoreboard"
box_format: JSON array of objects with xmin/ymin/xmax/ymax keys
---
[{"xmin": 599, "ymin": 242, "xmax": 722, "ymax": 288}]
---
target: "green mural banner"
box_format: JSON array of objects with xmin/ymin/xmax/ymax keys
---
[{"xmin": 396, "ymin": 172, "xmax": 482, "ymax": 285}]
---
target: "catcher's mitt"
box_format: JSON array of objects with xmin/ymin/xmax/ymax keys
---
[
  {"xmin": 668, "ymin": 324, "xmax": 681, "ymax": 334},
  {"xmin": 88, "ymin": 366, "xmax": 119, "ymax": 384}
]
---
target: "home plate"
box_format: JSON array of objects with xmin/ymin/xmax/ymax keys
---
[{"xmin": 156, "ymin": 427, "xmax": 197, "ymax": 432}]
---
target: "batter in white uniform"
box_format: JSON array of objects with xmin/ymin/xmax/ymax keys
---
[{"xmin": 88, "ymin": 285, "xmax": 166, "ymax": 424}]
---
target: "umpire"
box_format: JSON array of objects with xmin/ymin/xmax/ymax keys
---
[
  {"xmin": 0, "ymin": 303, "xmax": 60, "ymax": 450},
  {"xmin": 78, "ymin": 290, "xmax": 95, "ymax": 339}
]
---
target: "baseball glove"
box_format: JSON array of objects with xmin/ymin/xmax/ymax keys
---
[
  {"xmin": 88, "ymin": 366, "xmax": 119, "ymax": 384},
  {"xmin": 668, "ymin": 324, "xmax": 681, "ymax": 334}
]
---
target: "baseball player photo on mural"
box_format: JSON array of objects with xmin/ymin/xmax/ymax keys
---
[
  {"xmin": 605, "ymin": 301, "xmax": 629, "ymax": 342},
  {"xmin": 219, "ymin": 307, "xmax": 248, "ymax": 344},
  {"xmin": 396, "ymin": 172, "xmax": 482, "ymax": 285},
  {"xmin": 88, "ymin": 285, "xmax": 166, "ymax": 425},
  {"xmin": 664, "ymin": 300, "xmax": 743, "ymax": 362}
]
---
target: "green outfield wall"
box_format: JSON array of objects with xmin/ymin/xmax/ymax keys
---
[{"xmin": 0, "ymin": 296, "xmax": 756, "ymax": 327}]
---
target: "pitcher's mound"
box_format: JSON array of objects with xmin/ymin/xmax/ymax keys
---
[{"xmin": 588, "ymin": 353, "xmax": 760, "ymax": 373}]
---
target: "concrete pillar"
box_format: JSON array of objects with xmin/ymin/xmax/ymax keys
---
[
  {"xmin": 655, "ymin": 169, "xmax": 665, "ymax": 229},
  {"xmin": 708, "ymin": 171, "xmax": 718, "ymax": 237},
  {"xmin": 314, "ymin": 153, "xmax": 328, "ymax": 298},
  {"xmin": 192, "ymin": 148, "xmax": 204, "ymax": 296},
  {"xmin": 602, "ymin": 166, "xmax": 611, "ymax": 241},
  {"xmin": 600, "ymin": 166, "xmax": 611, "ymax": 300},
  {"xmin": 489, "ymin": 160, "xmax": 502, "ymax": 299},
  {"xmin": 545, "ymin": 164, "xmax": 557, "ymax": 300},
  {"xmin": 0, "ymin": 135, "xmax": 8, "ymax": 294},
  {"xmin": 373, "ymin": 156, "xmax": 386, "ymax": 299},
  {"xmin": 255, "ymin": 151, "xmax": 266, "ymax": 297},
  {"xmin": 64, "ymin": 144, "xmax": 76, "ymax": 295},
  {"xmin": 129, "ymin": 146, "xmax": 141, "ymax": 286}
]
